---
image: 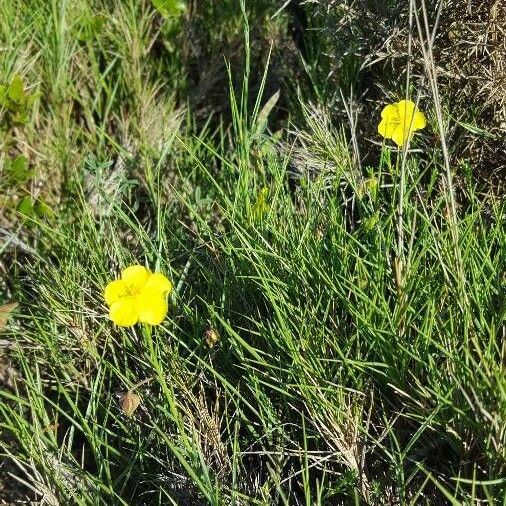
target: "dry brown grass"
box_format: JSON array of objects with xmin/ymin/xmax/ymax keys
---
[
  {"xmin": 435, "ymin": 0, "xmax": 506, "ymax": 188},
  {"xmin": 308, "ymin": 0, "xmax": 506, "ymax": 191}
]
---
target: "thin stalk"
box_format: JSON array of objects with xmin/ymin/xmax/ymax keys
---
[{"xmin": 412, "ymin": 0, "xmax": 468, "ymax": 315}]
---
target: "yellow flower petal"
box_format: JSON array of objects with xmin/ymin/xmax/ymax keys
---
[
  {"xmin": 104, "ymin": 279, "xmax": 128, "ymax": 306},
  {"xmin": 378, "ymin": 117, "xmax": 398, "ymax": 139},
  {"xmin": 391, "ymin": 125, "xmax": 409, "ymax": 147},
  {"xmin": 381, "ymin": 104, "xmax": 399, "ymax": 121},
  {"xmin": 137, "ymin": 291, "xmax": 168, "ymax": 325},
  {"xmin": 397, "ymin": 99, "xmax": 416, "ymax": 119},
  {"xmin": 144, "ymin": 272, "xmax": 172, "ymax": 295},
  {"xmin": 109, "ymin": 296, "xmax": 139, "ymax": 327},
  {"xmin": 121, "ymin": 265, "xmax": 150, "ymax": 289},
  {"xmin": 412, "ymin": 110, "xmax": 426, "ymax": 131}
]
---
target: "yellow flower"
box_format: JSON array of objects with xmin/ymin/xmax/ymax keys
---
[
  {"xmin": 103, "ymin": 265, "xmax": 172, "ymax": 327},
  {"xmin": 378, "ymin": 99, "xmax": 426, "ymax": 147}
]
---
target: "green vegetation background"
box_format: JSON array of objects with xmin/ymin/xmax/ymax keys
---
[{"xmin": 0, "ymin": 0, "xmax": 505, "ymax": 504}]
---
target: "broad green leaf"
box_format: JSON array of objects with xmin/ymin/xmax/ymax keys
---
[
  {"xmin": 8, "ymin": 155, "xmax": 32, "ymax": 185},
  {"xmin": 8, "ymin": 74, "xmax": 24, "ymax": 104},
  {"xmin": 17, "ymin": 195, "xmax": 34, "ymax": 217}
]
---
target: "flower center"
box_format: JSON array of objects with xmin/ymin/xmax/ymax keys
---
[{"xmin": 124, "ymin": 284, "xmax": 142, "ymax": 297}]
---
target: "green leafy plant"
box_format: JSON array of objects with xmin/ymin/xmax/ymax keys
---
[
  {"xmin": 0, "ymin": 74, "xmax": 37, "ymax": 131},
  {"xmin": 16, "ymin": 195, "xmax": 53, "ymax": 220},
  {"xmin": 4, "ymin": 155, "xmax": 33, "ymax": 186}
]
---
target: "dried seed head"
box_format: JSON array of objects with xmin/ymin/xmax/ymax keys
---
[
  {"xmin": 0, "ymin": 302, "xmax": 18, "ymax": 330},
  {"xmin": 204, "ymin": 329, "xmax": 220, "ymax": 348},
  {"xmin": 118, "ymin": 391, "xmax": 141, "ymax": 417}
]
